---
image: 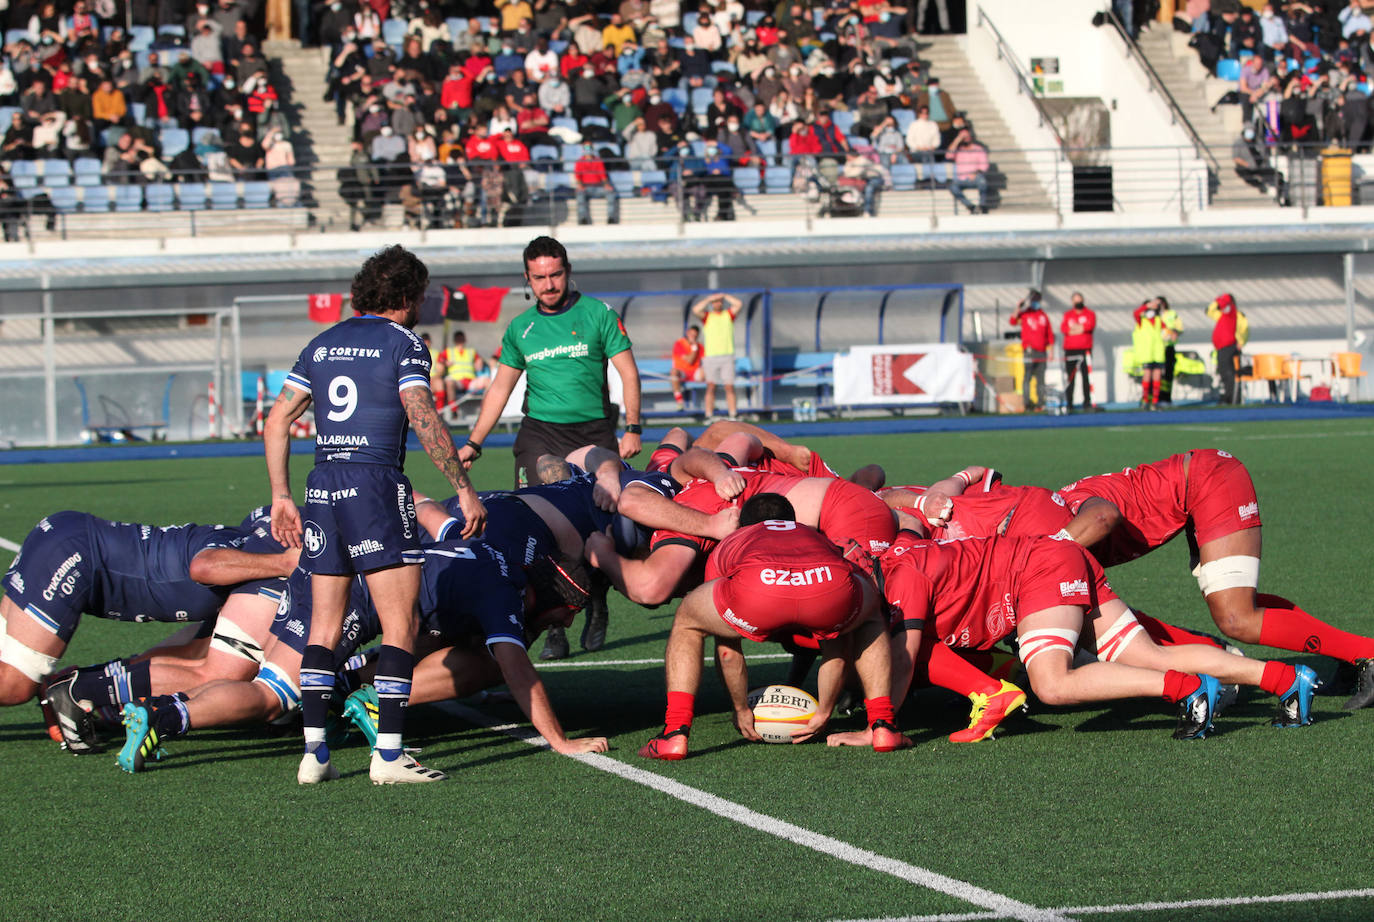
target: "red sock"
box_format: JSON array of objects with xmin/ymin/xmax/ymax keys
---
[
  {"xmin": 1150, "ymin": 379, "xmax": 1160, "ymax": 404},
  {"xmin": 865, "ymin": 696, "xmax": 895, "ymax": 725},
  {"xmin": 923, "ymin": 643, "xmax": 1001, "ymax": 697},
  {"xmin": 1259, "ymin": 661, "xmax": 1297, "ymax": 696},
  {"xmin": 1257, "ymin": 594, "xmax": 1374, "ymax": 662},
  {"xmin": 664, "ymin": 691, "xmax": 695, "ymax": 732},
  {"xmin": 1136, "ymin": 611, "xmax": 1224, "ymax": 649},
  {"xmin": 1162, "ymin": 669, "xmax": 1202, "ymax": 703}
]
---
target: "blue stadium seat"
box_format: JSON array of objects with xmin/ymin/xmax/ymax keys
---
[
  {"xmin": 594, "ymin": 140, "xmax": 622, "ymax": 157},
  {"xmin": 549, "ymin": 39, "xmax": 568, "ymax": 54},
  {"xmin": 733, "ymin": 170, "xmax": 761, "ymax": 194},
  {"xmin": 18, "ymin": 185, "xmax": 43, "ymax": 201},
  {"xmin": 73, "ymin": 157, "xmax": 102, "ymax": 186},
  {"xmin": 690, "ymin": 87, "xmax": 713, "ymax": 115},
  {"xmin": 114, "ymin": 184, "xmax": 144, "ymax": 212},
  {"xmin": 100, "ymin": 125, "xmax": 126, "ymax": 149},
  {"xmin": 530, "ymin": 143, "xmax": 559, "ymax": 162},
  {"xmin": 48, "ymin": 185, "xmax": 79, "ymax": 213},
  {"xmin": 10, "ymin": 160, "xmax": 38, "ymax": 189},
  {"xmin": 382, "ymin": 18, "xmax": 407, "ymax": 46},
  {"xmin": 639, "ymin": 169, "xmax": 667, "ymax": 191},
  {"xmin": 1216, "ymin": 58, "xmax": 1241, "ymax": 82},
  {"xmin": 560, "ymin": 143, "xmax": 583, "ymax": 166},
  {"xmin": 812, "ymin": 8, "xmax": 825, "ymax": 26},
  {"xmin": 889, "ymin": 56, "xmax": 910, "ymax": 69},
  {"xmin": 4, "ymin": 28, "xmax": 28, "ymax": 45},
  {"xmin": 0, "ymin": 106, "xmax": 18, "ymax": 126},
  {"xmin": 667, "ymin": 36, "xmax": 685, "ymax": 49},
  {"xmin": 144, "ymin": 182, "xmax": 175, "ymax": 212},
  {"xmin": 40, "ymin": 159, "xmax": 71, "ymax": 186},
  {"xmin": 130, "ymin": 101, "xmax": 147, "ymax": 126},
  {"xmin": 662, "ymin": 87, "xmax": 687, "ymax": 115},
  {"xmin": 158, "ymin": 23, "xmax": 185, "ymax": 38},
  {"xmin": 764, "ymin": 165, "xmax": 792, "ymax": 193},
  {"xmin": 191, "ymin": 126, "xmax": 218, "ymax": 146},
  {"xmin": 551, "ymin": 116, "xmax": 578, "ymax": 133},
  {"xmin": 242, "ymin": 181, "xmax": 272, "ymax": 208},
  {"xmin": 892, "ymin": 108, "xmax": 916, "ymax": 132},
  {"xmin": 446, "ymin": 17, "xmax": 466, "ymax": 37},
  {"xmin": 890, "ymin": 161, "xmax": 917, "ymax": 190},
  {"xmin": 83, "ymin": 185, "xmax": 114, "ymax": 212},
  {"xmin": 755, "ymin": 138, "xmax": 778, "ymax": 163},
  {"xmin": 580, "ymin": 114, "xmax": 610, "ymax": 130},
  {"xmin": 128, "ymin": 24, "xmax": 154, "ymax": 50},
  {"xmin": 209, "ymin": 181, "xmax": 239, "ymax": 209},
  {"xmin": 160, "ymin": 128, "xmax": 189, "ymax": 158},
  {"xmin": 609, "ymin": 170, "xmax": 635, "ymax": 195},
  {"xmin": 831, "ymin": 110, "xmax": 856, "ymax": 134},
  {"xmin": 178, "ymin": 182, "xmax": 208, "ymax": 210},
  {"xmin": 711, "ymin": 60, "xmax": 736, "ymax": 75}
]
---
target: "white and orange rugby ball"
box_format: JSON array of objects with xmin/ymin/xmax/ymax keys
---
[{"xmin": 747, "ymin": 685, "xmax": 820, "ymax": 744}]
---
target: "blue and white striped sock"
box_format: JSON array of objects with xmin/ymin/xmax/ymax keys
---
[{"xmin": 374, "ymin": 644, "xmax": 415, "ymax": 762}]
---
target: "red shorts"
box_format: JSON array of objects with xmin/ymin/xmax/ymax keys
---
[
  {"xmin": 1013, "ymin": 537, "xmax": 1119, "ymax": 616},
  {"xmin": 646, "ymin": 442, "xmax": 682, "ymax": 475},
  {"xmin": 818, "ymin": 479, "xmax": 895, "ymax": 555},
  {"xmin": 1185, "ymin": 449, "xmax": 1260, "ymax": 545},
  {"xmin": 712, "ymin": 564, "xmax": 862, "ymax": 643},
  {"xmin": 805, "ymin": 449, "xmax": 839, "ymax": 479}
]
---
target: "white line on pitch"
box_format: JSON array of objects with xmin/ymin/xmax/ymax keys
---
[
  {"xmin": 1232, "ymin": 430, "xmax": 1374, "ymax": 441},
  {"xmin": 438, "ymin": 702, "xmax": 1068, "ymax": 922},
  {"xmin": 833, "ymin": 886, "xmax": 1374, "ymax": 922},
  {"xmin": 0, "ymin": 536, "xmax": 19, "ymax": 553},
  {"xmin": 533, "ymin": 652, "xmax": 792, "ymax": 669}
]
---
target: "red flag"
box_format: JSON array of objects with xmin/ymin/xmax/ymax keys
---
[
  {"xmin": 458, "ymin": 283, "xmax": 509, "ymax": 322},
  {"xmin": 308, "ymin": 293, "xmax": 343, "ymax": 323}
]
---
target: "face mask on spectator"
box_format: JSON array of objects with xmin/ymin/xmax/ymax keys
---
[
  {"xmin": 224, "ymin": 78, "xmax": 235, "ymax": 89},
  {"xmin": 649, "ymin": 93, "xmax": 661, "ymax": 103},
  {"xmin": 343, "ymin": 30, "xmax": 355, "ymax": 41},
  {"xmin": 582, "ymin": 68, "xmax": 594, "ymax": 77},
  {"xmin": 380, "ymin": 125, "xmax": 393, "ymax": 135},
  {"xmin": 726, "ymin": 120, "xmax": 739, "ymax": 131}
]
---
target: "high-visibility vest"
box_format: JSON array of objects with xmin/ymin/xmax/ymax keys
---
[{"xmin": 444, "ymin": 346, "xmax": 477, "ymax": 380}]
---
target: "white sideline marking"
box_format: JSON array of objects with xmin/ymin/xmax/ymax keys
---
[
  {"xmin": 0, "ymin": 536, "xmax": 19, "ymax": 553},
  {"xmin": 439, "ymin": 701, "xmax": 1067, "ymax": 922},
  {"xmin": 534, "ymin": 652, "xmax": 792, "ymax": 669},
  {"xmin": 833, "ymin": 886, "xmax": 1374, "ymax": 922}
]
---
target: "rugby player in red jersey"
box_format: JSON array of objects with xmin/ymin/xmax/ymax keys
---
[
  {"xmin": 639, "ymin": 493, "xmax": 903, "ymax": 760},
  {"xmin": 1058, "ymin": 449, "xmax": 1374, "ymax": 709},
  {"xmin": 827, "ymin": 523, "xmax": 1320, "ymax": 748}
]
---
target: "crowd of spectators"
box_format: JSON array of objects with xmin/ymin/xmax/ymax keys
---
[
  {"xmin": 1188, "ymin": 0, "xmax": 1374, "ymax": 151},
  {"xmin": 0, "ymin": 0, "xmax": 295, "ymax": 232},
  {"xmin": 320, "ymin": 0, "xmax": 986, "ymax": 228}
]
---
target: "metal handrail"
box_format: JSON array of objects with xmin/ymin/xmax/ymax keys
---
[
  {"xmin": 975, "ymin": 5, "xmax": 1068, "ymax": 149},
  {"xmin": 1100, "ymin": 6, "xmax": 1220, "ymax": 173}
]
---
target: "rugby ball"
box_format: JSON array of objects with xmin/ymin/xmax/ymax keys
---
[{"xmin": 747, "ymin": 684, "xmax": 820, "ymax": 744}]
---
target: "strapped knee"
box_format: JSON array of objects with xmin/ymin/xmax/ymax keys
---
[
  {"xmin": 1019, "ymin": 628, "xmax": 1080, "ymax": 668},
  {"xmin": 253, "ymin": 661, "xmax": 301, "ymax": 714},
  {"xmin": 210, "ymin": 618, "xmax": 267, "ymax": 666},
  {"xmin": 1195, "ymin": 556, "xmax": 1260, "ymax": 596},
  {"xmin": 0, "ymin": 635, "xmax": 58, "ymax": 683},
  {"xmin": 1095, "ymin": 611, "xmax": 1145, "ymax": 663}
]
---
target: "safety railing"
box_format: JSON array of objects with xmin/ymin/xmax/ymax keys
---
[{"xmin": 975, "ymin": 5, "xmax": 1069, "ymax": 149}]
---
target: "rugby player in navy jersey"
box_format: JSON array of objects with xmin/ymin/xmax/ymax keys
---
[
  {"xmin": 0, "ymin": 509, "xmax": 298, "ymax": 752},
  {"xmin": 263, "ymin": 245, "xmax": 486, "ymax": 785},
  {"xmin": 118, "ymin": 542, "xmax": 607, "ymax": 771}
]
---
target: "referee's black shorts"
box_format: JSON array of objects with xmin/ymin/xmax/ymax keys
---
[{"xmin": 512, "ymin": 415, "xmax": 618, "ymax": 487}]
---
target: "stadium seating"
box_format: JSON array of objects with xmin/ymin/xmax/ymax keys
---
[
  {"xmin": 382, "ymin": 18, "xmax": 407, "ymax": 48},
  {"xmin": 210, "ymin": 182, "xmax": 240, "ymax": 209},
  {"xmin": 242, "ymin": 181, "xmax": 273, "ymax": 209},
  {"xmin": 178, "ymin": 183, "xmax": 208, "ymax": 210},
  {"xmin": 160, "ymin": 129, "xmax": 190, "ymax": 158},
  {"xmin": 49, "ymin": 186, "xmax": 79, "ymax": 214},
  {"xmin": 40, "ymin": 159, "xmax": 71, "ymax": 186},
  {"xmin": 763, "ymin": 165, "xmax": 792, "ymax": 194},
  {"xmin": 144, "ymin": 183, "xmax": 175, "ymax": 212},
  {"xmin": 73, "ymin": 158, "xmax": 103, "ymax": 186},
  {"xmin": 733, "ymin": 170, "xmax": 761, "ymax": 195},
  {"xmin": 114, "ymin": 185, "xmax": 144, "ymax": 212},
  {"xmin": 83, "ymin": 185, "xmax": 114, "ymax": 212}
]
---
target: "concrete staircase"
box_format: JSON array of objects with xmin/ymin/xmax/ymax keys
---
[
  {"xmin": 1135, "ymin": 25, "xmax": 1274, "ymax": 208},
  {"xmin": 264, "ymin": 39, "xmax": 354, "ymax": 228},
  {"xmin": 915, "ymin": 34, "xmax": 1053, "ymax": 211}
]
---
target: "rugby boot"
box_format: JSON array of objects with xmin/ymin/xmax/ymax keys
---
[
  {"xmin": 117, "ymin": 700, "xmax": 168, "ymax": 773},
  {"xmin": 580, "ymin": 574, "xmax": 611, "ymax": 652},
  {"xmin": 297, "ymin": 748, "xmax": 339, "ymax": 784},
  {"xmin": 1273, "ymin": 664, "xmax": 1320, "ymax": 727},
  {"xmin": 42, "ymin": 672, "xmax": 102, "ymax": 754},
  {"xmin": 949, "ymin": 680, "xmax": 1027, "ymax": 743},
  {"xmin": 638, "ymin": 726, "xmax": 689, "ymax": 760},
  {"xmin": 37, "ymin": 695, "xmax": 62, "ymax": 743},
  {"xmin": 1173, "ymin": 674, "xmax": 1221, "ymax": 740},
  {"xmin": 1340, "ymin": 659, "xmax": 1374, "ymax": 711},
  {"xmin": 870, "ymin": 719, "xmax": 906, "ymax": 752},
  {"xmin": 369, "ymin": 750, "xmax": 447, "ymax": 784},
  {"xmin": 540, "ymin": 624, "xmax": 571, "ymax": 661},
  {"xmin": 341, "ymin": 685, "xmax": 380, "ymax": 750}
]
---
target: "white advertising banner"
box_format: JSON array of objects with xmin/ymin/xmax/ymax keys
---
[{"xmin": 832, "ymin": 343, "xmax": 975, "ymax": 405}]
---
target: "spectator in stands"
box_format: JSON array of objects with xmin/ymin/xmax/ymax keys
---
[
  {"xmin": 1340, "ymin": 0, "xmax": 1371, "ymax": 38},
  {"xmin": 0, "ymin": 173, "xmax": 24, "ymax": 241},
  {"xmin": 517, "ymin": 91, "xmax": 554, "ymax": 146},
  {"xmin": 603, "ymin": 84, "xmax": 641, "ymax": 134},
  {"xmin": 669, "ymin": 324, "xmax": 703, "ymax": 406},
  {"xmin": 574, "ymin": 142, "xmax": 619, "ymax": 224},
  {"xmin": 768, "ymin": 88, "xmax": 799, "ymax": 132},
  {"xmin": 718, "ymin": 114, "xmax": 752, "ymax": 166},
  {"xmin": 464, "ymin": 121, "xmax": 504, "ymax": 225},
  {"xmin": 680, "ymin": 35, "xmax": 712, "ymax": 87},
  {"xmin": 195, "ymin": 129, "xmax": 230, "ymax": 181},
  {"xmin": 21, "ymin": 76, "xmax": 55, "ymax": 121},
  {"xmin": 213, "ymin": 0, "xmax": 246, "ymax": 35},
  {"xmin": 409, "ymin": 123, "xmax": 437, "ymax": 166},
  {"xmin": 811, "ymin": 60, "xmax": 846, "ymax": 111},
  {"xmin": 1239, "ymin": 54, "xmax": 1274, "ymax": 126},
  {"xmin": 812, "ymin": 108, "xmax": 850, "ymax": 160},
  {"xmin": 916, "ymin": 0, "xmax": 951, "ymax": 34},
  {"xmin": 945, "ymin": 115, "xmax": 989, "ymax": 213},
  {"xmin": 27, "ymin": 2, "xmax": 65, "ymax": 45},
  {"xmin": 1233, "ymin": 124, "xmax": 1283, "ymax": 197},
  {"xmin": 624, "ymin": 115, "xmax": 658, "ymax": 167},
  {"xmin": 59, "ymin": 74, "xmax": 92, "ymax": 121},
  {"xmin": 340, "ymin": 138, "xmax": 382, "ymax": 229},
  {"xmin": 744, "ymin": 100, "xmax": 778, "ymax": 146},
  {"xmin": 706, "ymin": 86, "xmax": 741, "ymax": 132},
  {"xmin": 174, "ymin": 71, "xmax": 212, "ymax": 130},
  {"xmin": 265, "ymin": 129, "xmax": 299, "ymax": 205},
  {"xmin": 62, "ymin": 114, "xmax": 93, "ymax": 162},
  {"xmin": 733, "ymin": 37, "xmax": 769, "ymax": 81},
  {"xmin": 905, "ymin": 104, "xmax": 939, "ymax": 175},
  {"xmin": 493, "ymin": 38, "xmax": 524, "ymax": 79},
  {"xmin": 696, "ymin": 137, "xmax": 734, "ymax": 221},
  {"xmin": 571, "ymin": 64, "xmax": 609, "ymax": 119},
  {"xmin": 226, "ymin": 123, "xmax": 264, "ymax": 179},
  {"xmin": 30, "ymin": 109, "xmax": 64, "ymax": 157},
  {"xmin": 2, "ymin": 110, "xmax": 33, "ymax": 160},
  {"xmin": 370, "ymin": 121, "xmax": 406, "ymax": 164},
  {"xmin": 318, "ymin": 1, "xmax": 352, "ymax": 52},
  {"xmin": 853, "ymin": 84, "xmax": 888, "ymax": 137},
  {"xmin": 408, "ymin": 8, "xmax": 450, "ymax": 53},
  {"xmin": 691, "ymin": 11, "xmax": 722, "ymax": 55},
  {"xmin": 837, "ymin": 150, "xmax": 884, "ymax": 217},
  {"xmin": 489, "ymin": 102, "xmax": 517, "ymax": 136},
  {"xmin": 102, "ymin": 130, "xmax": 153, "ymax": 182},
  {"xmin": 190, "ymin": 17, "xmax": 224, "ymax": 74},
  {"xmin": 139, "ymin": 50, "xmax": 168, "ymax": 90},
  {"xmin": 537, "ymin": 71, "xmax": 570, "ymax": 119},
  {"xmin": 645, "ymin": 35, "xmax": 681, "ymax": 88},
  {"xmin": 1334, "ymin": 61, "xmax": 1369, "ymax": 148},
  {"xmin": 641, "ymin": 88, "xmax": 678, "ymax": 134},
  {"xmin": 915, "ymin": 75, "xmax": 955, "ymax": 132}
]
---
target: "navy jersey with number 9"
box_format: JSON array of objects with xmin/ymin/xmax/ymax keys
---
[{"xmin": 285, "ymin": 315, "xmax": 432, "ymax": 468}]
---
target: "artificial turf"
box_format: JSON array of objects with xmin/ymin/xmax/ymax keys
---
[{"xmin": 1, "ymin": 416, "xmax": 1371, "ymax": 921}]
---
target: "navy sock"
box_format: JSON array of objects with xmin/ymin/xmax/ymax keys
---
[
  {"xmin": 71, "ymin": 658, "xmax": 149, "ymax": 707},
  {"xmin": 373, "ymin": 644, "xmax": 414, "ymax": 761},
  {"xmin": 300, "ymin": 644, "xmax": 335, "ymax": 758},
  {"xmin": 147, "ymin": 694, "xmax": 190, "ymax": 738}
]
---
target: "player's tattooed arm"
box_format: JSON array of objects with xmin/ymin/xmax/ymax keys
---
[
  {"xmin": 402, "ymin": 387, "xmax": 487, "ymax": 537},
  {"xmin": 263, "ymin": 385, "xmax": 312, "ymax": 548}
]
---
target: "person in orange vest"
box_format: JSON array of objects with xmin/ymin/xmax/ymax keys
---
[
  {"xmin": 1009, "ymin": 288, "xmax": 1054, "ymax": 411},
  {"xmin": 1059, "ymin": 291, "xmax": 1095, "ymax": 412},
  {"xmin": 669, "ymin": 324, "xmax": 703, "ymax": 406}
]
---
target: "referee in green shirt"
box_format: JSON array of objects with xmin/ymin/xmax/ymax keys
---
[{"xmin": 459, "ymin": 235, "xmax": 643, "ymax": 657}]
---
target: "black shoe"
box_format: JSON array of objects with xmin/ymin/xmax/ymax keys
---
[
  {"xmin": 1342, "ymin": 658, "xmax": 1374, "ymax": 710},
  {"xmin": 540, "ymin": 624, "xmax": 570, "ymax": 661},
  {"xmin": 580, "ymin": 576, "xmax": 610, "ymax": 652},
  {"xmin": 42, "ymin": 673, "xmax": 103, "ymax": 754},
  {"xmin": 1327, "ymin": 659, "xmax": 1360, "ymax": 696}
]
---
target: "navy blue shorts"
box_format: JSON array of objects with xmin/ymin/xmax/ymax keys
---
[
  {"xmin": 269, "ymin": 572, "xmax": 379, "ymax": 663},
  {"xmin": 301, "ymin": 463, "xmax": 422, "ymax": 576},
  {"xmin": 4, "ymin": 511, "xmax": 95, "ymax": 643}
]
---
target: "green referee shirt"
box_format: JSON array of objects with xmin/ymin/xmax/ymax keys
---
[{"xmin": 499, "ymin": 291, "xmax": 633, "ymax": 424}]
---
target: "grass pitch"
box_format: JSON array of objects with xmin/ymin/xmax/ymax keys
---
[{"xmin": 1, "ymin": 417, "xmax": 1372, "ymax": 922}]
